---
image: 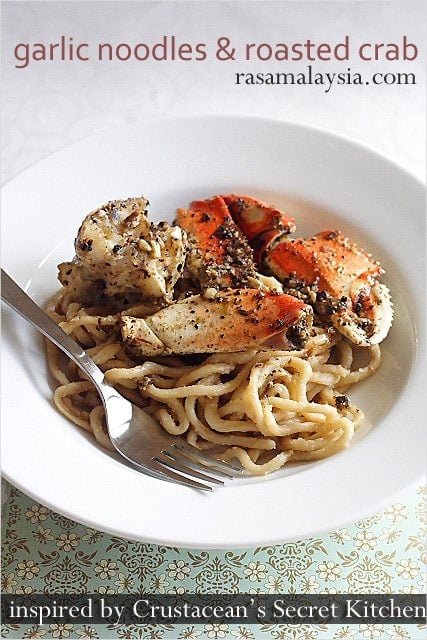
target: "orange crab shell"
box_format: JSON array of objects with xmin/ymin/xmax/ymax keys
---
[
  {"xmin": 175, "ymin": 195, "xmax": 258, "ymax": 289},
  {"xmin": 264, "ymin": 230, "xmax": 384, "ymax": 300},
  {"xmin": 251, "ymin": 229, "xmax": 286, "ymax": 265},
  {"xmin": 222, "ymin": 194, "xmax": 296, "ymax": 242},
  {"xmin": 176, "ymin": 195, "xmax": 234, "ymax": 264},
  {"xmin": 121, "ymin": 288, "xmax": 313, "ymax": 356}
]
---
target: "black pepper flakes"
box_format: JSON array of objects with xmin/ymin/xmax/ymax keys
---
[
  {"xmin": 79, "ymin": 239, "xmax": 93, "ymax": 252},
  {"xmin": 213, "ymin": 224, "xmax": 233, "ymax": 240},
  {"xmin": 335, "ymin": 395, "xmax": 350, "ymax": 411}
]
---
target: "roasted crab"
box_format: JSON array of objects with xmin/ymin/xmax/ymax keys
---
[
  {"xmin": 121, "ymin": 287, "xmax": 312, "ymax": 357},
  {"xmin": 221, "ymin": 194, "xmax": 393, "ymax": 347},
  {"xmin": 58, "ymin": 196, "xmax": 186, "ymax": 304}
]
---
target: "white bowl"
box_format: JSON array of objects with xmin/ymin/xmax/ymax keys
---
[{"xmin": 2, "ymin": 116, "xmax": 425, "ymax": 548}]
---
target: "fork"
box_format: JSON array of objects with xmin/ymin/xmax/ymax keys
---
[{"xmin": 1, "ymin": 269, "xmax": 242, "ymax": 491}]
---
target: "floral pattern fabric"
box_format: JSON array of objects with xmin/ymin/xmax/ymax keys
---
[{"xmin": 1, "ymin": 483, "xmax": 426, "ymax": 639}]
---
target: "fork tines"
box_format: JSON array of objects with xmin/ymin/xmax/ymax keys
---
[{"xmin": 152, "ymin": 444, "xmax": 244, "ymax": 491}]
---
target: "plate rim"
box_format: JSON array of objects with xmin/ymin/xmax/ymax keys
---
[{"xmin": 2, "ymin": 113, "xmax": 425, "ymax": 190}]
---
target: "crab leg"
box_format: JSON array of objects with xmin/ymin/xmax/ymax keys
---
[
  {"xmin": 222, "ymin": 194, "xmax": 296, "ymax": 263},
  {"xmin": 221, "ymin": 196, "xmax": 392, "ymax": 346},
  {"xmin": 120, "ymin": 288, "xmax": 312, "ymax": 357},
  {"xmin": 246, "ymin": 228, "xmax": 393, "ymax": 347},
  {"xmin": 175, "ymin": 196, "xmax": 258, "ymax": 290}
]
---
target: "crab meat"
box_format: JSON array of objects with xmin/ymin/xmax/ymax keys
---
[
  {"xmin": 249, "ymin": 227, "xmax": 393, "ymax": 347},
  {"xmin": 120, "ymin": 288, "xmax": 313, "ymax": 357},
  {"xmin": 175, "ymin": 196, "xmax": 258, "ymax": 289},
  {"xmin": 58, "ymin": 197, "xmax": 186, "ymax": 303}
]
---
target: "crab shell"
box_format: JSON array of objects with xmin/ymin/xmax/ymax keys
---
[
  {"xmin": 264, "ymin": 230, "xmax": 393, "ymax": 346},
  {"xmin": 120, "ymin": 288, "xmax": 313, "ymax": 357},
  {"xmin": 175, "ymin": 195, "xmax": 258, "ymax": 290},
  {"xmin": 222, "ymin": 194, "xmax": 296, "ymax": 240},
  {"xmin": 223, "ymin": 195, "xmax": 393, "ymax": 347}
]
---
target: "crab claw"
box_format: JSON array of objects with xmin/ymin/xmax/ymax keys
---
[
  {"xmin": 223, "ymin": 194, "xmax": 296, "ymax": 261},
  {"xmin": 120, "ymin": 288, "xmax": 313, "ymax": 357},
  {"xmin": 259, "ymin": 230, "xmax": 393, "ymax": 347},
  {"xmin": 175, "ymin": 196, "xmax": 258, "ymax": 289}
]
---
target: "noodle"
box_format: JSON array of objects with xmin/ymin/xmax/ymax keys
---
[{"xmin": 46, "ymin": 289, "xmax": 381, "ymax": 474}]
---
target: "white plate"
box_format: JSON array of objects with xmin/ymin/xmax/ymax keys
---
[{"xmin": 2, "ymin": 116, "xmax": 425, "ymax": 548}]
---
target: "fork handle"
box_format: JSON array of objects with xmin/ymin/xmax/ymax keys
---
[{"xmin": 1, "ymin": 269, "xmax": 107, "ymax": 392}]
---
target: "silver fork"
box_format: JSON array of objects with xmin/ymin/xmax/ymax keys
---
[{"xmin": 1, "ymin": 269, "xmax": 242, "ymax": 491}]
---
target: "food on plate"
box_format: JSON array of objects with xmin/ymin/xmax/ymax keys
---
[
  {"xmin": 120, "ymin": 288, "xmax": 312, "ymax": 357},
  {"xmin": 46, "ymin": 193, "xmax": 391, "ymax": 474},
  {"xmin": 224, "ymin": 194, "xmax": 393, "ymax": 347},
  {"xmin": 58, "ymin": 196, "xmax": 186, "ymax": 304},
  {"xmin": 175, "ymin": 195, "xmax": 259, "ymax": 290}
]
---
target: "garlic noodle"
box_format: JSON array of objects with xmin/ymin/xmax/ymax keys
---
[{"xmin": 46, "ymin": 289, "xmax": 380, "ymax": 475}]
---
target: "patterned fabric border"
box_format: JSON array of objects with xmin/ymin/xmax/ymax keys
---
[{"xmin": 1, "ymin": 483, "xmax": 426, "ymax": 639}]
